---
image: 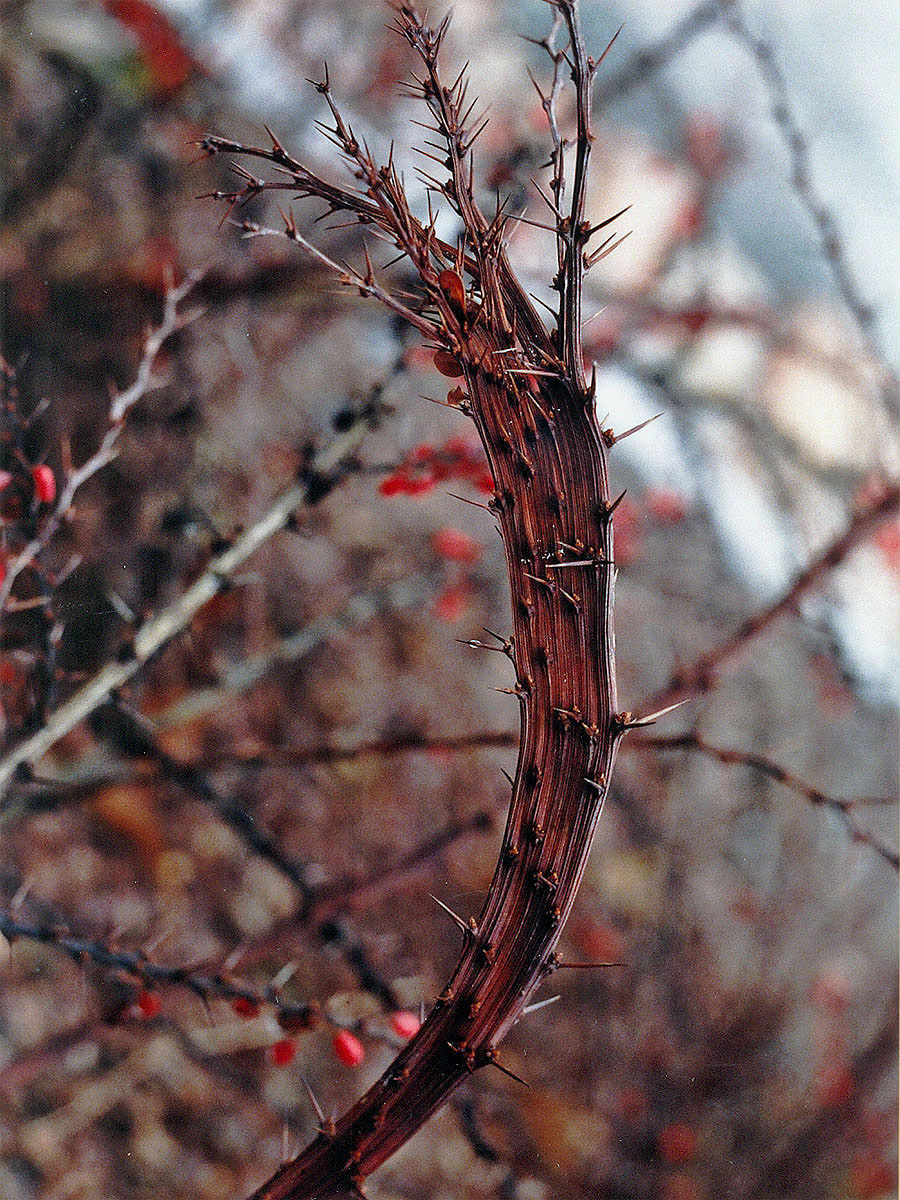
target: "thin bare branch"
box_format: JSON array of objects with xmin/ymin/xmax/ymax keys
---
[
  {"xmin": 640, "ymin": 483, "xmax": 900, "ymax": 712},
  {"xmin": 722, "ymin": 1, "xmax": 899, "ymax": 416},
  {"xmin": 0, "ymin": 910, "xmax": 317, "ymax": 1028},
  {"xmin": 636, "ymin": 731, "xmax": 898, "ymax": 869},
  {"xmin": 0, "ymin": 404, "xmax": 385, "ymax": 798},
  {"xmin": 0, "ymin": 274, "xmax": 201, "ymax": 612}
]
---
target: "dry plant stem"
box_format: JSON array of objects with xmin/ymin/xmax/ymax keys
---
[
  {"xmin": 722, "ymin": 2, "xmax": 899, "ymax": 413},
  {"xmin": 0, "ymin": 407, "xmax": 381, "ymax": 799},
  {"xmin": 642, "ymin": 482, "xmax": 900, "ymax": 713},
  {"xmin": 212, "ymin": 5, "xmax": 628, "ymax": 1198},
  {"xmin": 0, "ymin": 912, "xmax": 316, "ymax": 1027},
  {"xmin": 0, "ymin": 274, "xmax": 200, "ymax": 612},
  {"xmin": 637, "ymin": 732, "xmax": 899, "ymax": 869}
]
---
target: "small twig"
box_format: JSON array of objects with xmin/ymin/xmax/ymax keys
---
[
  {"xmin": 204, "ymin": 728, "xmax": 520, "ymax": 772},
  {"xmin": 635, "ymin": 731, "xmax": 898, "ymax": 869},
  {"xmin": 0, "ymin": 273, "xmax": 202, "ymax": 612},
  {"xmin": 0, "ymin": 405, "xmax": 384, "ymax": 798},
  {"xmin": 722, "ymin": 2, "xmax": 899, "ymax": 414},
  {"xmin": 311, "ymin": 810, "xmax": 493, "ymax": 918},
  {"xmin": 640, "ymin": 483, "xmax": 900, "ymax": 712},
  {"xmin": 0, "ymin": 910, "xmax": 318, "ymax": 1027}
]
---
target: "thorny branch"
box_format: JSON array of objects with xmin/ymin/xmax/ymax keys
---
[
  {"xmin": 636, "ymin": 731, "xmax": 899, "ymax": 869},
  {"xmin": 201, "ymin": 3, "xmax": 632, "ymax": 1196},
  {"xmin": 1, "ymin": 1, "xmax": 895, "ymax": 1195},
  {"xmin": 194, "ymin": 5, "xmax": 898, "ymax": 1195},
  {"xmin": 721, "ymin": 2, "xmax": 900, "ymax": 415},
  {"xmin": 0, "ymin": 910, "xmax": 319, "ymax": 1032},
  {"xmin": 0, "ymin": 274, "xmax": 201, "ymax": 613},
  {"xmin": 0, "ymin": 389, "xmax": 391, "ymax": 798},
  {"xmin": 641, "ymin": 482, "xmax": 900, "ymax": 712}
]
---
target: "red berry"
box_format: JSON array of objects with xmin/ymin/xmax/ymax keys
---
[
  {"xmin": 434, "ymin": 585, "xmax": 468, "ymax": 623},
  {"xmin": 389, "ymin": 1010, "xmax": 421, "ymax": 1039},
  {"xmin": 332, "ymin": 1029, "xmax": 365, "ymax": 1067},
  {"xmin": 658, "ymin": 1121, "xmax": 697, "ymax": 1165},
  {"xmin": 0, "ymin": 470, "xmax": 13, "ymax": 491},
  {"xmin": 644, "ymin": 486, "xmax": 689, "ymax": 524},
  {"xmin": 378, "ymin": 473, "xmax": 407, "ymax": 497},
  {"xmin": 269, "ymin": 1037, "xmax": 297, "ymax": 1067},
  {"xmin": 474, "ymin": 471, "xmax": 495, "ymax": 494},
  {"xmin": 232, "ymin": 996, "xmax": 261, "ymax": 1019},
  {"xmin": 135, "ymin": 989, "xmax": 161, "ymax": 1019},
  {"xmin": 431, "ymin": 526, "xmax": 482, "ymax": 564},
  {"xmin": 31, "ymin": 465, "xmax": 56, "ymax": 505}
]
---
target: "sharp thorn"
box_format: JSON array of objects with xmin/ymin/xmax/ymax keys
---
[
  {"xmin": 609, "ymin": 413, "xmax": 663, "ymax": 445},
  {"xmin": 446, "ymin": 491, "xmax": 492, "ymax": 511},
  {"xmin": 522, "ymin": 994, "xmax": 561, "ymax": 1016},
  {"xmin": 622, "ymin": 697, "xmax": 691, "ymax": 729},
  {"xmin": 554, "ymin": 959, "xmax": 627, "ymax": 970},
  {"xmin": 485, "ymin": 1050, "xmax": 530, "ymax": 1088},
  {"xmin": 429, "ymin": 894, "xmax": 469, "ymax": 934},
  {"xmin": 302, "ymin": 1077, "xmax": 326, "ymax": 1125}
]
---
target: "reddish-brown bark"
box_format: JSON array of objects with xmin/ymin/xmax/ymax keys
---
[{"xmin": 202, "ymin": 4, "xmax": 634, "ymax": 1196}]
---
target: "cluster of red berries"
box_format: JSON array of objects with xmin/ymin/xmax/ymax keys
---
[
  {"xmin": 377, "ymin": 435, "xmax": 492, "ymax": 624},
  {"xmin": 378, "ymin": 435, "xmax": 494, "ymax": 499},
  {"xmin": 269, "ymin": 1011, "xmax": 421, "ymax": 1069},
  {"xmin": 102, "ymin": 0, "xmax": 194, "ymax": 97},
  {"xmin": 131, "ymin": 988, "xmax": 421, "ymax": 1071},
  {"xmin": 430, "ymin": 524, "xmax": 485, "ymax": 623}
]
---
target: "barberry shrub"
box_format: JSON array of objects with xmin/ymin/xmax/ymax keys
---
[{"xmin": 0, "ymin": 3, "xmax": 896, "ymax": 1200}]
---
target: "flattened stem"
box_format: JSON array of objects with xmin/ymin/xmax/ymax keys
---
[{"xmin": 243, "ymin": 5, "xmax": 623, "ymax": 1198}]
